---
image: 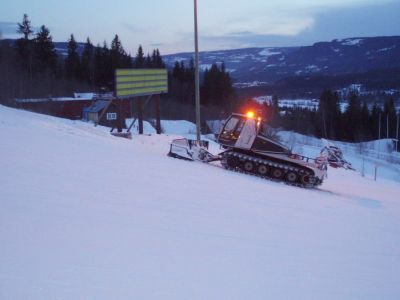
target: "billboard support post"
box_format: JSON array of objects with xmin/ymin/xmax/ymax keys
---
[
  {"xmin": 137, "ymin": 97, "xmax": 144, "ymax": 134},
  {"xmin": 155, "ymin": 95, "xmax": 161, "ymax": 134}
]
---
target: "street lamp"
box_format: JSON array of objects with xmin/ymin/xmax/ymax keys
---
[{"xmin": 194, "ymin": 0, "xmax": 201, "ymax": 143}]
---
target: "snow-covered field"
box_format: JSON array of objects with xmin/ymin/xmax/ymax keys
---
[{"xmin": 1, "ymin": 105, "xmax": 400, "ymax": 300}]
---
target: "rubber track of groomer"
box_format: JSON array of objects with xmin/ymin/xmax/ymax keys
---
[{"xmin": 220, "ymin": 151, "xmax": 321, "ymax": 189}]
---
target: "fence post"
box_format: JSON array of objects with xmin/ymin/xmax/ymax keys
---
[{"xmin": 361, "ymin": 158, "xmax": 365, "ymax": 177}]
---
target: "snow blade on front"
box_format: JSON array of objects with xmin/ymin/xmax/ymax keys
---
[
  {"xmin": 168, "ymin": 138, "xmax": 218, "ymax": 162},
  {"xmin": 168, "ymin": 138, "xmax": 195, "ymax": 161}
]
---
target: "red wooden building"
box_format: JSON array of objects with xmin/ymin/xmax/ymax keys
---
[{"xmin": 15, "ymin": 93, "xmax": 132, "ymax": 120}]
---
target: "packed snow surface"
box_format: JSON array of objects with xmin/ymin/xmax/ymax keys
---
[{"xmin": 1, "ymin": 105, "xmax": 400, "ymax": 300}]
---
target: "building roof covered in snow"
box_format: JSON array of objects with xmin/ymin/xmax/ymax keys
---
[
  {"xmin": 74, "ymin": 93, "xmax": 95, "ymax": 99},
  {"xmin": 15, "ymin": 92, "xmax": 114, "ymax": 103}
]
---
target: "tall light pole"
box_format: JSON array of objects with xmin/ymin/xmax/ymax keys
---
[
  {"xmin": 194, "ymin": 0, "xmax": 201, "ymax": 143},
  {"xmin": 396, "ymin": 113, "xmax": 399, "ymax": 151}
]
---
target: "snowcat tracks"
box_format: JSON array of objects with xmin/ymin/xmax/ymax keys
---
[{"xmin": 220, "ymin": 151, "xmax": 321, "ymax": 189}]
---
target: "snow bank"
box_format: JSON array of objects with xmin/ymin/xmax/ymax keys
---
[
  {"xmin": 125, "ymin": 118, "xmax": 157, "ymax": 134},
  {"xmin": 161, "ymin": 120, "xmax": 197, "ymax": 135}
]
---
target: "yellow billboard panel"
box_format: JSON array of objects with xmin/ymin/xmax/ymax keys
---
[{"xmin": 115, "ymin": 69, "xmax": 168, "ymax": 98}]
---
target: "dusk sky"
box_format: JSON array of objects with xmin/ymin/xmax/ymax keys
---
[{"xmin": 1, "ymin": 0, "xmax": 399, "ymax": 55}]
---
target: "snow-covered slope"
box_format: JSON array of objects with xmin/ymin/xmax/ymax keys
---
[{"xmin": 1, "ymin": 105, "xmax": 400, "ymax": 300}]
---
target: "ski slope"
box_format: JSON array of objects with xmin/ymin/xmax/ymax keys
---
[{"xmin": 1, "ymin": 105, "xmax": 400, "ymax": 300}]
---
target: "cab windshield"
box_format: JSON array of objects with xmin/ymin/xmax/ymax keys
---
[{"xmin": 220, "ymin": 116, "xmax": 245, "ymax": 141}]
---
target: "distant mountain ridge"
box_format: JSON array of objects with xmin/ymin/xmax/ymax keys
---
[{"xmin": 163, "ymin": 36, "xmax": 400, "ymax": 85}]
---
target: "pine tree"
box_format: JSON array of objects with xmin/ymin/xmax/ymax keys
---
[
  {"xmin": 361, "ymin": 102, "xmax": 370, "ymax": 139},
  {"xmin": 384, "ymin": 98, "xmax": 397, "ymax": 138},
  {"xmin": 201, "ymin": 63, "xmax": 234, "ymax": 108},
  {"xmin": 344, "ymin": 93, "xmax": 362, "ymax": 141},
  {"xmin": 93, "ymin": 41, "xmax": 112, "ymax": 87},
  {"xmin": 94, "ymin": 43, "xmax": 103, "ymax": 86},
  {"xmin": 154, "ymin": 49, "xmax": 164, "ymax": 68},
  {"xmin": 134, "ymin": 45, "xmax": 145, "ymax": 68},
  {"xmin": 125, "ymin": 53, "xmax": 133, "ymax": 68},
  {"xmin": 81, "ymin": 37, "xmax": 94, "ymax": 83},
  {"xmin": 34, "ymin": 25, "xmax": 57, "ymax": 74},
  {"xmin": 101, "ymin": 41, "xmax": 112, "ymax": 87},
  {"xmin": 270, "ymin": 95, "xmax": 280, "ymax": 126},
  {"xmin": 188, "ymin": 58, "xmax": 195, "ymax": 73},
  {"xmin": 172, "ymin": 61, "xmax": 182, "ymax": 78},
  {"xmin": 16, "ymin": 14, "xmax": 34, "ymax": 77},
  {"xmin": 145, "ymin": 53, "xmax": 152, "ymax": 67},
  {"xmin": 110, "ymin": 34, "xmax": 126, "ymax": 70},
  {"xmin": 317, "ymin": 90, "xmax": 341, "ymax": 139},
  {"xmin": 151, "ymin": 50, "xmax": 157, "ymax": 68},
  {"xmin": 369, "ymin": 104, "xmax": 382, "ymax": 139},
  {"xmin": 65, "ymin": 34, "xmax": 80, "ymax": 79},
  {"xmin": 17, "ymin": 14, "xmax": 33, "ymax": 40}
]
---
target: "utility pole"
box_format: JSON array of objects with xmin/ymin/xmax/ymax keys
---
[
  {"xmin": 387, "ymin": 114, "xmax": 389, "ymax": 139},
  {"xmin": 378, "ymin": 113, "xmax": 381, "ymax": 159},
  {"xmin": 194, "ymin": 0, "xmax": 201, "ymax": 143},
  {"xmin": 396, "ymin": 114, "xmax": 399, "ymax": 152},
  {"xmin": 378, "ymin": 113, "xmax": 381, "ymax": 140}
]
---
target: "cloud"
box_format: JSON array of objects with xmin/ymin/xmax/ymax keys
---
[
  {"xmin": 149, "ymin": 43, "xmax": 164, "ymax": 47},
  {"xmin": 187, "ymin": 0, "xmax": 400, "ymax": 51},
  {"xmin": 122, "ymin": 23, "xmax": 142, "ymax": 33},
  {"xmin": 303, "ymin": 0, "xmax": 400, "ymax": 41},
  {"xmin": 0, "ymin": 20, "xmax": 41, "ymax": 39},
  {"xmin": 0, "ymin": 21, "xmax": 17, "ymax": 37}
]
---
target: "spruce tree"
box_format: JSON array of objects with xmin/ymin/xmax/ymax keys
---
[
  {"xmin": 201, "ymin": 63, "xmax": 234, "ymax": 108},
  {"xmin": 16, "ymin": 14, "xmax": 34, "ymax": 77},
  {"xmin": 34, "ymin": 25, "xmax": 57, "ymax": 74},
  {"xmin": 81, "ymin": 37, "xmax": 94, "ymax": 83},
  {"xmin": 110, "ymin": 34, "xmax": 126, "ymax": 70},
  {"xmin": 318, "ymin": 90, "xmax": 341, "ymax": 139},
  {"xmin": 369, "ymin": 104, "xmax": 382, "ymax": 139},
  {"xmin": 154, "ymin": 49, "xmax": 164, "ymax": 68},
  {"xmin": 145, "ymin": 53, "xmax": 152, "ymax": 67},
  {"xmin": 101, "ymin": 41, "xmax": 112, "ymax": 87},
  {"xmin": 151, "ymin": 49, "xmax": 157, "ymax": 67},
  {"xmin": 344, "ymin": 93, "xmax": 362, "ymax": 141},
  {"xmin": 384, "ymin": 98, "xmax": 397, "ymax": 138},
  {"xmin": 270, "ymin": 95, "xmax": 280, "ymax": 126},
  {"xmin": 172, "ymin": 61, "xmax": 182, "ymax": 78},
  {"xmin": 94, "ymin": 43, "xmax": 103, "ymax": 86},
  {"xmin": 361, "ymin": 102, "xmax": 370, "ymax": 139},
  {"xmin": 17, "ymin": 14, "xmax": 33, "ymax": 40},
  {"xmin": 65, "ymin": 34, "xmax": 80, "ymax": 79},
  {"xmin": 134, "ymin": 45, "xmax": 145, "ymax": 68}
]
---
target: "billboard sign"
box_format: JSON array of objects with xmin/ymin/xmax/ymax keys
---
[{"xmin": 115, "ymin": 69, "xmax": 168, "ymax": 98}]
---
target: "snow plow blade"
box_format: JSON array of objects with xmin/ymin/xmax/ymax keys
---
[
  {"xmin": 168, "ymin": 138, "xmax": 219, "ymax": 162},
  {"xmin": 168, "ymin": 138, "xmax": 196, "ymax": 161}
]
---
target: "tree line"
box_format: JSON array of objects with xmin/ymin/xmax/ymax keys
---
[
  {"xmin": 0, "ymin": 14, "xmax": 166, "ymax": 102},
  {"xmin": 169, "ymin": 61, "xmax": 235, "ymax": 105},
  {"xmin": 246, "ymin": 90, "xmax": 399, "ymax": 143}
]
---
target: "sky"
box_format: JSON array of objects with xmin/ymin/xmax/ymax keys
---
[{"xmin": 0, "ymin": 0, "xmax": 399, "ymax": 55}]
